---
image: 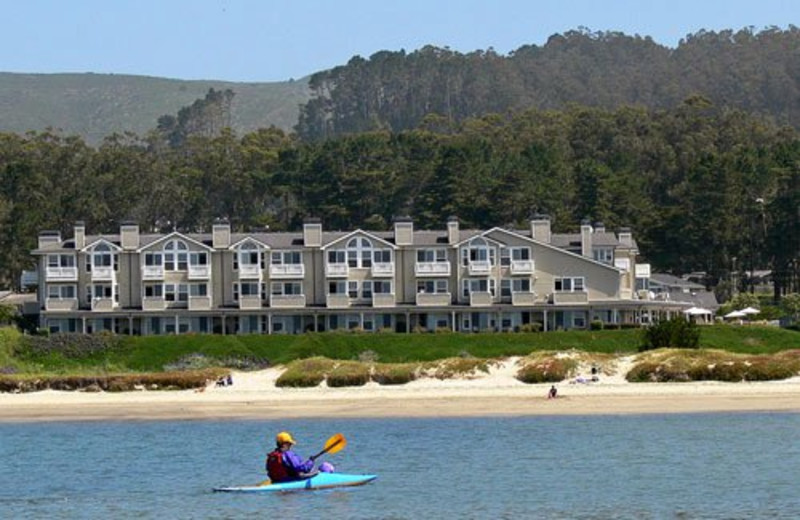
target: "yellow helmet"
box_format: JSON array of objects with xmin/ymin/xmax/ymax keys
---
[{"xmin": 276, "ymin": 431, "xmax": 296, "ymax": 445}]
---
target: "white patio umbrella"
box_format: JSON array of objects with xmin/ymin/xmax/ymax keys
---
[
  {"xmin": 683, "ymin": 307, "xmax": 712, "ymax": 315},
  {"xmin": 739, "ymin": 307, "xmax": 760, "ymax": 315},
  {"xmin": 724, "ymin": 310, "xmax": 747, "ymax": 319}
]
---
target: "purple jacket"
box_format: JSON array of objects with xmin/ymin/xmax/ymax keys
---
[{"xmin": 283, "ymin": 450, "xmax": 315, "ymax": 474}]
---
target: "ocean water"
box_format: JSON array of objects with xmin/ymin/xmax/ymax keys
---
[{"xmin": 1, "ymin": 413, "xmax": 799, "ymax": 519}]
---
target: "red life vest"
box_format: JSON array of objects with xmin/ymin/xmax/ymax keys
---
[{"xmin": 266, "ymin": 450, "xmax": 296, "ymax": 482}]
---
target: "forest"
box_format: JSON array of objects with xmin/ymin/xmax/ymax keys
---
[{"xmin": 2, "ymin": 28, "xmax": 800, "ymax": 301}]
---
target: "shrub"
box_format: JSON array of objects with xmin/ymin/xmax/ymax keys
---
[
  {"xmin": 357, "ymin": 350, "xmax": 379, "ymax": 362},
  {"xmin": 0, "ymin": 369, "xmax": 224, "ymax": 393},
  {"xmin": 20, "ymin": 332, "xmax": 122, "ymax": 359},
  {"xmin": 429, "ymin": 357, "xmax": 492, "ymax": 379},
  {"xmin": 516, "ymin": 356, "xmax": 577, "ymax": 383},
  {"xmin": 371, "ymin": 363, "xmax": 419, "ymax": 385},
  {"xmin": 275, "ymin": 357, "xmax": 333, "ymax": 387},
  {"xmin": 640, "ymin": 318, "xmax": 700, "ymax": 351},
  {"xmin": 434, "ymin": 326, "xmax": 453, "ymax": 334},
  {"xmin": 412, "ymin": 325, "xmax": 428, "ymax": 333},
  {"xmin": 327, "ymin": 361, "xmax": 371, "ymax": 387},
  {"xmin": 518, "ymin": 323, "xmax": 542, "ymax": 333},
  {"xmin": 590, "ymin": 320, "xmax": 604, "ymax": 331}
]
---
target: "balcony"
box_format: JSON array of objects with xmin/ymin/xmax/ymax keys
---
[
  {"xmin": 91, "ymin": 266, "xmax": 115, "ymax": 282},
  {"xmin": 45, "ymin": 298, "xmax": 78, "ymax": 311},
  {"xmin": 142, "ymin": 265, "xmax": 164, "ymax": 280},
  {"xmin": 416, "ymin": 292, "xmax": 451, "ymax": 307},
  {"xmin": 467, "ymin": 261, "xmax": 492, "ymax": 276},
  {"xmin": 91, "ymin": 298, "xmax": 116, "ymax": 312},
  {"xmin": 238, "ymin": 295, "xmax": 263, "ymax": 310},
  {"xmin": 510, "ymin": 260, "xmax": 534, "ymax": 275},
  {"xmin": 372, "ymin": 293, "xmax": 395, "ymax": 308},
  {"xmin": 238, "ymin": 265, "xmax": 262, "ymax": 280},
  {"xmin": 271, "ymin": 294, "xmax": 307, "ymax": 308},
  {"xmin": 551, "ymin": 291, "xmax": 589, "ymax": 304},
  {"xmin": 371, "ymin": 263, "xmax": 395, "ymax": 277},
  {"xmin": 326, "ymin": 293, "xmax": 351, "ymax": 308},
  {"xmin": 511, "ymin": 292, "xmax": 537, "ymax": 306},
  {"xmin": 46, "ymin": 267, "xmax": 78, "ymax": 281},
  {"xmin": 326, "ymin": 264, "xmax": 348, "ymax": 278},
  {"xmin": 270, "ymin": 264, "xmax": 305, "ymax": 279},
  {"xmin": 142, "ymin": 297, "xmax": 167, "ymax": 311},
  {"xmin": 188, "ymin": 265, "xmax": 211, "ymax": 280},
  {"xmin": 188, "ymin": 295, "xmax": 212, "ymax": 310},
  {"xmin": 415, "ymin": 262, "xmax": 451, "ymax": 277},
  {"xmin": 469, "ymin": 291, "xmax": 493, "ymax": 306}
]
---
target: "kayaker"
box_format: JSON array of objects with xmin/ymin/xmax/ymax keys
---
[{"xmin": 266, "ymin": 431, "xmax": 318, "ymax": 482}]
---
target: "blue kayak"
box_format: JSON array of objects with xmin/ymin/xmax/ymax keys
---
[{"xmin": 213, "ymin": 473, "xmax": 377, "ymax": 492}]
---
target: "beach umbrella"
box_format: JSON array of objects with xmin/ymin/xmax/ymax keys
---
[
  {"xmin": 739, "ymin": 307, "xmax": 760, "ymax": 315},
  {"xmin": 724, "ymin": 310, "xmax": 746, "ymax": 319},
  {"xmin": 683, "ymin": 307, "xmax": 711, "ymax": 315}
]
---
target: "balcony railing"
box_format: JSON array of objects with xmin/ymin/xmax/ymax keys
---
[
  {"xmin": 238, "ymin": 265, "xmax": 262, "ymax": 280},
  {"xmin": 238, "ymin": 295, "xmax": 263, "ymax": 310},
  {"xmin": 326, "ymin": 293, "xmax": 351, "ymax": 308},
  {"xmin": 271, "ymin": 294, "xmax": 307, "ymax": 308},
  {"xmin": 511, "ymin": 292, "xmax": 536, "ymax": 306},
  {"xmin": 45, "ymin": 298, "xmax": 78, "ymax": 311},
  {"xmin": 372, "ymin": 293, "xmax": 396, "ymax": 308},
  {"xmin": 415, "ymin": 262, "xmax": 451, "ymax": 277},
  {"xmin": 469, "ymin": 291, "xmax": 493, "ymax": 306},
  {"xmin": 91, "ymin": 298, "xmax": 116, "ymax": 312},
  {"xmin": 142, "ymin": 265, "xmax": 164, "ymax": 280},
  {"xmin": 467, "ymin": 261, "xmax": 492, "ymax": 276},
  {"xmin": 509, "ymin": 260, "xmax": 534, "ymax": 275},
  {"xmin": 326, "ymin": 264, "xmax": 349, "ymax": 278},
  {"xmin": 188, "ymin": 265, "xmax": 211, "ymax": 280},
  {"xmin": 270, "ymin": 264, "xmax": 305, "ymax": 278},
  {"xmin": 46, "ymin": 267, "xmax": 78, "ymax": 281},
  {"xmin": 416, "ymin": 292, "xmax": 451, "ymax": 307},
  {"xmin": 551, "ymin": 291, "xmax": 589, "ymax": 304},
  {"xmin": 371, "ymin": 263, "xmax": 395, "ymax": 277},
  {"xmin": 142, "ymin": 297, "xmax": 167, "ymax": 311},
  {"xmin": 188, "ymin": 295, "xmax": 212, "ymax": 310},
  {"xmin": 91, "ymin": 266, "xmax": 115, "ymax": 282}
]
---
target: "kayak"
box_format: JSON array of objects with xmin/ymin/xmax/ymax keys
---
[{"xmin": 213, "ymin": 473, "xmax": 377, "ymax": 493}]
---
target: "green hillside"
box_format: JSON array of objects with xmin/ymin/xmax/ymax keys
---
[{"xmin": 0, "ymin": 72, "xmax": 310, "ymax": 144}]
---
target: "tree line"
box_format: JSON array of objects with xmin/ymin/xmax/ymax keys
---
[
  {"xmin": 297, "ymin": 27, "xmax": 800, "ymax": 141},
  {"xmin": 2, "ymin": 98, "xmax": 800, "ymax": 300}
]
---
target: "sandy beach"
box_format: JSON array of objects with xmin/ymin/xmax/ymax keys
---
[{"xmin": 2, "ymin": 357, "xmax": 800, "ymax": 422}]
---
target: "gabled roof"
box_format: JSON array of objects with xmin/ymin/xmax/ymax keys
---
[
  {"xmin": 136, "ymin": 231, "xmax": 213, "ymax": 252},
  {"xmin": 452, "ymin": 229, "xmax": 506, "ymax": 248},
  {"xmin": 321, "ymin": 229, "xmax": 398, "ymax": 250},
  {"xmin": 81, "ymin": 238, "xmax": 122, "ymax": 252},
  {"xmin": 229, "ymin": 236, "xmax": 271, "ymax": 250}
]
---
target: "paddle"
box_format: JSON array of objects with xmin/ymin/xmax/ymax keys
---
[{"xmin": 258, "ymin": 433, "xmax": 347, "ymax": 486}]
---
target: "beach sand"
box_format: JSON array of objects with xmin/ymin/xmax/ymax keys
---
[{"xmin": 2, "ymin": 357, "xmax": 799, "ymax": 422}]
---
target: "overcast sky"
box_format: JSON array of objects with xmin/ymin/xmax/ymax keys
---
[{"xmin": 2, "ymin": 0, "xmax": 797, "ymax": 82}]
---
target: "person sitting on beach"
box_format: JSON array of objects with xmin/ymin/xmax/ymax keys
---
[
  {"xmin": 266, "ymin": 431, "xmax": 318, "ymax": 483},
  {"xmin": 548, "ymin": 385, "xmax": 558, "ymax": 399}
]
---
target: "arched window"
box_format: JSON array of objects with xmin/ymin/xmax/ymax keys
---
[
  {"xmin": 163, "ymin": 239, "xmax": 188, "ymax": 271},
  {"xmin": 235, "ymin": 241, "xmax": 262, "ymax": 269},
  {"xmin": 89, "ymin": 242, "xmax": 116, "ymax": 271},
  {"xmin": 461, "ymin": 237, "xmax": 495, "ymax": 266},
  {"xmin": 346, "ymin": 237, "xmax": 373, "ymax": 268}
]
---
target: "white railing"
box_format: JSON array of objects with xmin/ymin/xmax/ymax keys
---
[
  {"xmin": 552, "ymin": 291, "xmax": 589, "ymax": 304},
  {"xmin": 326, "ymin": 264, "xmax": 349, "ymax": 277},
  {"xmin": 188, "ymin": 295, "xmax": 212, "ymax": 310},
  {"xmin": 46, "ymin": 267, "xmax": 78, "ymax": 281},
  {"xmin": 142, "ymin": 297, "xmax": 167, "ymax": 311},
  {"xmin": 468, "ymin": 261, "xmax": 492, "ymax": 276},
  {"xmin": 91, "ymin": 266, "xmax": 114, "ymax": 281},
  {"xmin": 469, "ymin": 291, "xmax": 493, "ymax": 306},
  {"xmin": 188, "ymin": 265, "xmax": 210, "ymax": 280},
  {"xmin": 142, "ymin": 265, "xmax": 164, "ymax": 280},
  {"xmin": 270, "ymin": 264, "xmax": 305, "ymax": 278},
  {"xmin": 91, "ymin": 298, "xmax": 116, "ymax": 311},
  {"xmin": 238, "ymin": 295, "xmax": 262, "ymax": 310},
  {"xmin": 416, "ymin": 292, "xmax": 451, "ymax": 307},
  {"xmin": 415, "ymin": 262, "xmax": 451, "ymax": 277},
  {"xmin": 511, "ymin": 292, "xmax": 536, "ymax": 306},
  {"xmin": 271, "ymin": 294, "xmax": 307, "ymax": 308},
  {"xmin": 238, "ymin": 265, "xmax": 262, "ymax": 279},
  {"xmin": 45, "ymin": 298, "xmax": 78, "ymax": 311},
  {"xmin": 372, "ymin": 293, "xmax": 396, "ymax": 307},
  {"xmin": 371, "ymin": 263, "xmax": 395, "ymax": 277},
  {"xmin": 326, "ymin": 293, "xmax": 351, "ymax": 308},
  {"xmin": 510, "ymin": 260, "xmax": 534, "ymax": 275}
]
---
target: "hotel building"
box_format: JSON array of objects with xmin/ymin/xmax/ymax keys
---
[{"xmin": 33, "ymin": 217, "xmax": 685, "ymax": 335}]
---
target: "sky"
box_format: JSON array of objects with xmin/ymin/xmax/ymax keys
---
[{"xmin": 2, "ymin": 0, "xmax": 798, "ymax": 82}]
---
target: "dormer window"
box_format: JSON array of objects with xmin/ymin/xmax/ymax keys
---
[
  {"xmin": 87, "ymin": 243, "xmax": 118, "ymax": 272},
  {"xmin": 346, "ymin": 237, "xmax": 373, "ymax": 268},
  {"xmin": 461, "ymin": 238, "xmax": 495, "ymax": 266},
  {"xmin": 234, "ymin": 242, "xmax": 264, "ymax": 270},
  {"xmin": 164, "ymin": 240, "xmax": 188, "ymax": 271}
]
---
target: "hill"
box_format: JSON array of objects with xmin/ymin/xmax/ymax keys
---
[{"xmin": 0, "ymin": 72, "xmax": 310, "ymax": 144}]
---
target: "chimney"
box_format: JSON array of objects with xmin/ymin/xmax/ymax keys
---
[
  {"xmin": 393, "ymin": 216, "xmax": 413, "ymax": 246},
  {"xmin": 120, "ymin": 221, "xmax": 139, "ymax": 250},
  {"xmin": 593, "ymin": 221, "xmax": 605, "ymax": 234},
  {"xmin": 38, "ymin": 231, "xmax": 61, "ymax": 250},
  {"xmin": 447, "ymin": 216, "xmax": 459, "ymax": 245},
  {"xmin": 581, "ymin": 219, "xmax": 593, "ymax": 258},
  {"xmin": 212, "ymin": 219, "xmax": 231, "ymax": 249},
  {"xmin": 618, "ymin": 227, "xmax": 633, "ymax": 247},
  {"xmin": 530, "ymin": 214, "xmax": 551, "ymax": 244},
  {"xmin": 74, "ymin": 221, "xmax": 86, "ymax": 250},
  {"xmin": 303, "ymin": 217, "xmax": 322, "ymax": 247}
]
